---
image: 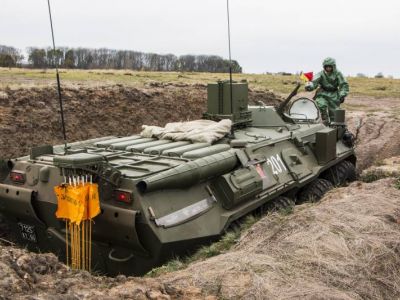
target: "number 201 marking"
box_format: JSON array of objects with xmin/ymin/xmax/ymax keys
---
[{"xmin": 267, "ymin": 154, "xmax": 287, "ymax": 175}]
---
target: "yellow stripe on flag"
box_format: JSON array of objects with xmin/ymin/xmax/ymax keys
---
[{"xmin": 300, "ymin": 73, "xmax": 309, "ymax": 82}]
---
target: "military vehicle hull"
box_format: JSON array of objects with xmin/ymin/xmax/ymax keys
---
[{"xmin": 0, "ymin": 82, "xmax": 356, "ymax": 276}]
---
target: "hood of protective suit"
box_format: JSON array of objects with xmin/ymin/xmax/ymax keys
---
[
  {"xmin": 323, "ymin": 57, "xmax": 336, "ymax": 67},
  {"xmin": 323, "ymin": 57, "xmax": 337, "ymax": 72}
]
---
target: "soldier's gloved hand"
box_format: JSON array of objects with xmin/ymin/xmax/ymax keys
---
[
  {"xmin": 340, "ymin": 96, "xmax": 346, "ymax": 103},
  {"xmin": 305, "ymin": 81, "xmax": 313, "ymax": 91}
]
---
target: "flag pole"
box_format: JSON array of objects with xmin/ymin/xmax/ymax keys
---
[
  {"xmin": 226, "ymin": 0, "xmax": 234, "ymax": 135},
  {"xmin": 47, "ymin": 0, "xmax": 68, "ymax": 151}
]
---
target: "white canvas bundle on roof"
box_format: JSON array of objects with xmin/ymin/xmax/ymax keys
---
[{"xmin": 140, "ymin": 119, "xmax": 232, "ymax": 144}]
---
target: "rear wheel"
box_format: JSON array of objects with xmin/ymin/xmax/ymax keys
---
[
  {"xmin": 297, "ymin": 178, "xmax": 333, "ymax": 203},
  {"xmin": 322, "ymin": 160, "xmax": 356, "ymax": 186}
]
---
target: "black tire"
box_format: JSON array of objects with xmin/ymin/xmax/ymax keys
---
[
  {"xmin": 267, "ymin": 196, "xmax": 295, "ymax": 213},
  {"xmin": 225, "ymin": 196, "xmax": 295, "ymax": 234},
  {"xmin": 322, "ymin": 160, "xmax": 357, "ymax": 186},
  {"xmin": 0, "ymin": 213, "xmax": 10, "ymax": 239},
  {"xmin": 297, "ymin": 178, "xmax": 333, "ymax": 203}
]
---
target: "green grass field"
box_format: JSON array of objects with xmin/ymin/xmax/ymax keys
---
[{"xmin": 0, "ymin": 67, "xmax": 399, "ymax": 98}]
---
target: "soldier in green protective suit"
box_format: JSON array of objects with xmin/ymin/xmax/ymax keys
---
[{"xmin": 305, "ymin": 57, "xmax": 349, "ymax": 123}]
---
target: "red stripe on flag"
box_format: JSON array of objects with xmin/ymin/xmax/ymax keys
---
[{"xmin": 304, "ymin": 72, "xmax": 313, "ymax": 81}]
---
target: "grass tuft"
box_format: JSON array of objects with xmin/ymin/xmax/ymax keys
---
[
  {"xmin": 278, "ymin": 205, "xmax": 294, "ymax": 216},
  {"xmin": 361, "ymin": 171, "xmax": 382, "ymax": 183},
  {"xmin": 394, "ymin": 177, "xmax": 400, "ymax": 190}
]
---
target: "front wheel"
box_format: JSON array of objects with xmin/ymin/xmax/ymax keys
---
[{"xmin": 322, "ymin": 160, "xmax": 356, "ymax": 186}]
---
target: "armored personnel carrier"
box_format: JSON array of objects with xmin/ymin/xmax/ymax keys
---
[{"xmin": 0, "ymin": 81, "xmax": 356, "ymax": 276}]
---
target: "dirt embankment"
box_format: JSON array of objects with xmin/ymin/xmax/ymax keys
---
[
  {"xmin": 345, "ymin": 96, "xmax": 400, "ymax": 171},
  {"xmin": 1, "ymin": 84, "xmax": 399, "ymax": 172},
  {"xmin": 0, "ymin": 244, "xmax": 184, "ymax": 300},
  {"xmin": 163, "ymin": 178, "xmax": 400, "ymax": 299},
  {"xmin": 0, "ymin": 83, "xmax": 282, "ymax": 158},
  {"xmin": 1, "ymin": 176, "xmax": 399, "ymax": 299}
]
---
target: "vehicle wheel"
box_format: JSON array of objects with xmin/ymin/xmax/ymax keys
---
[
  {"xmin": 297, "ymin": 178, "xmax": 333, "ymax": 203},
  {"xmin": 322, "ymin": 160, "xmax": 357, "ymax": 186},
  {"xmin": 0, "ymin": 213, "xmax": 10, "ymax": 239},
  {"xmin": 267, "ymin": 196, "xmax": 295, "ymax": 213},
  {"xmin": 229, "ymin": 220, "xmax": 242, "ymax": 234}
]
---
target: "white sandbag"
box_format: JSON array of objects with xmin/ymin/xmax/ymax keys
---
[{"xmin": 140, "ymin": 119, "xmax": 232, "ymax": 144}]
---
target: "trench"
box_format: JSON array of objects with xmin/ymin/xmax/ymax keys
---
[{"xmin": 0, "ymin": 84, "xmax": 400, "ymax": 299}]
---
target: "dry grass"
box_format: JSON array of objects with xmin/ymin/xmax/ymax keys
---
[
  {"xmin": 162, "ymin": 179, "xmax": 400, "ymax": 299},
  {"xmin": 147, "ymin": 215, "xmax": 260, "ymax": 277},
  {"xmin": 361, "ymin": 156, "xmax": 400, "ymax": 182},
  {"xmin": 1, "ymin": 67, "xmax": 399, "ymax": 98}
]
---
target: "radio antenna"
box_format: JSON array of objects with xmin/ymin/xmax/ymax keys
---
[
  {"xmin": 226, "ymin": 0, "xmax": 234, "ymax": 135},
  {"xmin": 47, "ymin": 0, "xmax": 68, "ymax": 151}
]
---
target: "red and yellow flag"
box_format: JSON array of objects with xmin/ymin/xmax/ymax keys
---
[{"xmin": 300, "ymin": 72, "xmax": 313, "ymax": 82}]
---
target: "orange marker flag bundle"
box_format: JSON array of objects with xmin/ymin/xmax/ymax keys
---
[
  {"xmin": 54, "ymin": 177, "xmax": 100, "ymax": 271},
  {"xmin": 300, "ymin": 72, "xmax": 314, "ymax": 82}
]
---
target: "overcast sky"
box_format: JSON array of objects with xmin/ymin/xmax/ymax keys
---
[{"xmin": 1, "ymin": 0, "xmax": 400, "ymax": 77}]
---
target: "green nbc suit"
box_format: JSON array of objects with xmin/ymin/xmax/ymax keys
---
[{"xmin": 305, "ymin": 57, "xmax": 349, "ymax": 122}]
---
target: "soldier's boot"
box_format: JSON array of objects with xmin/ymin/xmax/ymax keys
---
[
  {"xmin": 328, "ymin": 101, "xmax": 340, "ymax": 123},
  {"xmin": 321, "ymin": 110, "xmax": 330, "ymax": 125},
  {"xmin": 316, "ymin": 98, "xmax": 329, "ymax": 125}
]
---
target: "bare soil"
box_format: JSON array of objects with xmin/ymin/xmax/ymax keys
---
[
  {"xmin": 0, "ymin": 83, "xmax": 282, "ymax": 158},
  {"xmin": 0, "ymin": 84, "xmax": 399, "ymax": 299},
  {"xmin": 342, "ymin": 96, "xmax": 400, "ymax": 171},
  {"xmin": 1, "ymin": 85, "xmax": 399, "ymax": 171}
]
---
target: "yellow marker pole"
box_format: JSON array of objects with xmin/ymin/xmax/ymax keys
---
[
  {"xmin": 82, "ymin": 220, "xmax": 85, "ymax": 270},
  {"xmin": 89, "ymin": 220, "xmax": 92, "ymax": 272},
  {"xmin": 65, "ymin": 220, "xmax": 69, "ymax": 267},
  {"xmin": 71, "ymin": 223, "xmax": 73, "ymax": 268},
  {"xmin": 86, "ymin": 220, "xmax": 89, "ymax": 270},
  {"xmin": 73, "ymin": 223, "xmax": 76, "ymax": 269},
  {"xmin": 74, "ymin": 223, "xmax": 77, "ymax": 270},
  {"xmin": 70, "ymin": 222, "xmax": 74, "ymax": 269},
  {"xmin": 77, "ymin": 224, "xmax": 80, "ymax": 270},
  {"xmin": 74, "ymin": 223, "xmax": 77, "ymax": 269}
]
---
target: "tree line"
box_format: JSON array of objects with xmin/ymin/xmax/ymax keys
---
[
  {"xmin": 0, "ymin": 45, "xmax": 24, "ymax": 67},
  {"xmin": 0, "ymin": 45, "xmax": 242, "ymax": 73}
]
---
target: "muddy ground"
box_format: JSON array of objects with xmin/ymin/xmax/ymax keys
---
[{"xmin": 0, "ymin": 83, "xmax": 400, "ymax": 299}]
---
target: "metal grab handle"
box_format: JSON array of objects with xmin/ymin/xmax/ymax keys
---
[{"xmin": 108, "ymin": 249, "xmax": 134, "ymax": 262}]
